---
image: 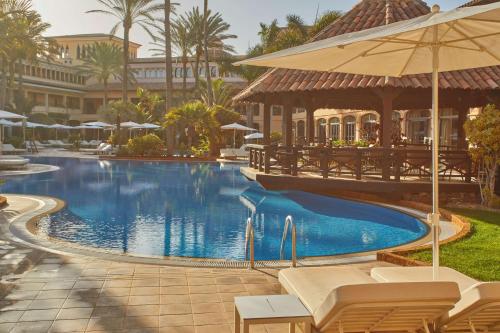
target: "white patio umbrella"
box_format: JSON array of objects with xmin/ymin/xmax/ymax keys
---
[
  {"xmin": 84, "ymin": 121, "xmax": 114, "ymax": 128},
  {"xmin": 221, "ymin": 123, "xmax": 257, "ymax": 148},
  {"xmin": 0, "ymin": 119, "xmax": 14, "ymax": 143},
  {"xmin": 0, "ymin": 110, "xmax": 27, "ymax": 120},
  {"xmin": 244, "ymin": 132, "xmax": 264, "ymax": 140},
  {"xmin": 120, "ymin": 121, "xmax": 142, "ymax": 139},
  {"xmin": 236, "ymin": 2, "xmax": 500, "ymax": 280}
]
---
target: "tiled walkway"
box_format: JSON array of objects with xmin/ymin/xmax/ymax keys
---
[{"xmin": 0, "ymin": 195, "xmax": 391, "ymax": 333}]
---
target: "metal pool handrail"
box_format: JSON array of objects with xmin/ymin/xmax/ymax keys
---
[
  {"xmin": 280, "ymin": 215, "xmax": 297, "ymax": 267},
  {"xmin": 244, "ymin": 217, "xmax": 255, "ymax": 269}
]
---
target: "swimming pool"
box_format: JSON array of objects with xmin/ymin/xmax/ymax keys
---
[{"xmin": 0, "ymin": 157, "xmax": 428, "ymax": 260}]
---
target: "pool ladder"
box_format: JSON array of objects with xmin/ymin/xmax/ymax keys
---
[
  {"xmin": 245, "ymin": 218, "xmax": 255, "ymax": 269},
  {"xmin": 280, "ymin": 215, "xmax": 297, "ymax": 267},
  {"xmin": 245, "ymin": 215, "xmax": 297, "ymax": 269}
]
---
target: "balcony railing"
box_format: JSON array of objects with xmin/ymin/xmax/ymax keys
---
[{"xmin": 247, "ymin": 144, "xmax": 474, "ymax": 182}]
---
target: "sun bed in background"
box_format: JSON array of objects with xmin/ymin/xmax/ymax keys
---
[
  {"xmin": 220, "ymin": 145, "xmax": 249, "ymax": 160},
  {"xmin": 370, "ymin": 266, "xmax": 500, "ymax": 332},
  {"xmin": 2, "ymin": 144, "xmax": 26, "ymax": 155},
  {"xmin": 0, "ymin": 156, "xmax": 29, "ymax": 170},
  {"xmin": 275, "ymin": 266, "xmax": 460, "ymax": 333}
]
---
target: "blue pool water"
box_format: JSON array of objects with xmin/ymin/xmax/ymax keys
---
[{"xmin": 0, "ymin": 157, "xmax": 428, "ymax": 260}]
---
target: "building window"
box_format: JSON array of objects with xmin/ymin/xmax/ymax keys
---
[
  {"xmin": 253, "ymin": 104, "xmax": 260, "ymax": 117},
  {"xmin": 67, "ymin": 97, "xmax": 80, "ymax": 109},
  {"xmin": 407, "ymin": 110, "xmax": 430, "ymax": 144},
  {"xmin": 48, "ymin": 94, "xmax": 64, "ymax": 108},
  {"xmin": 27, "ymin": 92, "xmax": 45, "ymax": 106},
  {"xmin": 210, "ymin": 66, "xmax": 217, "ymax": 77},
  {"xmin": 361, "ymin": 113, "xmax": 378, "ymax": 142},
  {"xmin": 439, "ymin": 109, "xmax": 459, "ymax": 147},
  {"xmin": 317, "ymin": 118, "xmax": 327, "ymax": 143},
  {"xmin": 83, "ymin": 98, "xmax": 103, "ymax": 114},
  {"xmin": 329, "ymin": 117, "xmax": 340, "ymax": 141},
  {"xmin": 297, "ymin": 120, "xmax": 305, "ymax": 139},
  {"xmin": 343, "ymin": 116, "xmax": 356, "ymax": 143},
  {"xmin": 272, "ymin": 105, "xmax": 282, "ymax": 116}
]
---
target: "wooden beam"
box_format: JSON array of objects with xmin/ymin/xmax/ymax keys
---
[
  {"xmin": 283, "ymin": 103, "xmax": 293, "ymax": 147},
  {"xmin": 263, "ymin": 102, "xmax": 271, "ymax": 145}
]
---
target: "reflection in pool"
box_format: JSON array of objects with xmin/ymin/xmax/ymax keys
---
[{"xmin": 0, "ymin": 157, "xmax": 428, "ymax": 260}]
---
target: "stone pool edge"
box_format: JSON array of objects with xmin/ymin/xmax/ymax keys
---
[{"xmin": 3, "ymin": 193, "xmax": 462, "ymax": 268}]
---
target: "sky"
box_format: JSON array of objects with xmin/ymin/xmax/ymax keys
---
[{"xmin": 33, "ymin": 0, "xmax": 465, "ymax": 57}]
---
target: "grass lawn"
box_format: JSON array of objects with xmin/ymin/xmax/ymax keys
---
[{"xmin": 409, "ymin": 208, "xmax": 500, "ymax": 281}]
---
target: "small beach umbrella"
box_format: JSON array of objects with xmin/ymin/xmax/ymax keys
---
[
  {"xmin": 244, "ymin": 132, "xmax": 264, "ymax": 140},
  {"xmin": 221, "ymin": 123, "xmax": 257, "ymax": 148},
  {"xmin": 84, "ymin": 121, "xmax": 114, "ymax": 128},
  {"xmin": 0, "ymin": 119, "xmax": 14, "ymax": 143},
  {"xmin": 0, "ymin": 110, "xmax": 27, "ymax": 120},
  {"xmin": 120, "ymin": 121, "xmax": 142, "ymax": 139},
  {"xmin": 236, "ymin": 2, "xmax": 500, "ymax": 280},
  {"xmin": 48, "ymin": 124, "xmax": 68, "ymax": 140}
]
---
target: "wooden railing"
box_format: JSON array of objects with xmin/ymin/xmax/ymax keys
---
[{"xmin": 247, "ymin": 144, "xmax": 473, "ymax": 182}]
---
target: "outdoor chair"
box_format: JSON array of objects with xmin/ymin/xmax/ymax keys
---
[
  {"xmin": 220, "ymin": 144, "xmax": 249, "ymax": 159},
  {"xmin": 275, "ymin": 266, "xmax": 460, "ymax": 333},
  {"xmin": 2, "ymin": 144, "xmax": 26, "ymax": 155},
  {"xmin": 370, "ymin": 267, "xmax": 500, "ymax": 333}
]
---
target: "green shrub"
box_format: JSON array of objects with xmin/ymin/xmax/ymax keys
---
[
  {"xmin": 270, "ymin": 131, "xmax": 282, "ymax": 144},
  {"xmin": 127, "ymin": 134, "xmax": 165, "ymax": 156},
  {"xmin": 331, "ymin": 139, "xmax": 346, "ymax": 147},
  {"xmin": 354, "ymin": 140, "xmax": 369, "ymax": 147},
  {"xmin": 191, "ymin": 137, "xmax": 210, "ymax": 157}
]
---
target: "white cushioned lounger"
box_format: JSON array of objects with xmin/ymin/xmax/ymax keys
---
[
  {"xmin": 370, "ymin": 266, "xmax": 500, "ymax": 332},
  {"xmin": 279, "ymin": 267, "xmax": 461, "ymax": 333}
]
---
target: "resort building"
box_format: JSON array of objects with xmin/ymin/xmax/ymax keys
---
[
  {"xmin": 13, "ymin": 34, "xmax": 248, "ymax": 125},
  {"xmin": 237, "ymin": 0, "xmax": 500, "ymax": 150}
]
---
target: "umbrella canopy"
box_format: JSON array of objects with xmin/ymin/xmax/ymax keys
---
[
  {"xmin": 84, "ymin": 121, "xmax": 114, "ymax": 128},
  {"xmin": 140, "ymin": 123, "xmax": 161, "ymax": 129},
  {"xmin": 236, "ymin": 2, "xmax": 500, "ymax": 280},
  {"xmin": 0, "ymin": 119, "xmax": 15, "ymax": 126},
  {"xmin": 0, "ymin": 110, "xmax": 27, "ymax": 120},
  {"xmin": 221, "ymin": 123, "xmax": 257, "ymax": 131},
  {"xmin": 13, "ymin": 121, "xmax": 48, "ymax": 128},
  {"xmin": 244, "ymin": 132, "xmax": 264, "ymax": 140},
  {"xmin": 120, "ymin": 121, "xmax": 141, "ymax": 128},
  {"xmin": 48, "ymin": 124, "xmax": 70, "ymax": 129},
  {"xmin": 74, "ymin": 125, "xmax": 102, "ymax": 130}
]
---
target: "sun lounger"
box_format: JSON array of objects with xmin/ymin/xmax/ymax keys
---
[
  {"xmin": 277, "ymin": 266, "xmax": 460, "ymax": 333},
  {"xmin": 220, "ymin": 145, "xmax": 249, "ymax": 159},
  {"xmin": 0, "ymin": 156, "xmax": 29, "ymax": 170},
  {"xmin": 2, "ymin": 144, "xmax": 26, "ymax": 155},
  {"xmin": 370, "ymin": 266, "xmax": 500, "ymax": 332}
]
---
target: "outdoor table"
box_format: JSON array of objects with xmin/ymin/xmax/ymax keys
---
[{"xmin": 234, "ymin": 295, "xmax": 312, "ymax": 333}]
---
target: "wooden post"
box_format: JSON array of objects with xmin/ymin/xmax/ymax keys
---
[
  {"xmin": 381, "ymin": 96, "xmax": 393, "ymax": 148},
  {"xmin": 283, "ymin": 103, "xmax": 293, "ymax": 147},
  {"xmin": 456, "ymin": 106, "xmax": 468, "ymax": 150},
  {"xmin": 263, "ymin": 103, "xmax": 271, "ymax": 145},
  {"xmin": 306, "ymin": 108, "xmax": 315, "ymax": 145}
]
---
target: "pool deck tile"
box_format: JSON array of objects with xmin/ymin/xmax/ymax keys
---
[{"xmin": 0, "ymin": 193, "xmax": 396, "ymax": 333}]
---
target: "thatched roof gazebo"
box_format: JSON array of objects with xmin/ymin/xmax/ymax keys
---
[{"xmin": 233, "ymin": 0, "xmax": 500, "ymax": 149}]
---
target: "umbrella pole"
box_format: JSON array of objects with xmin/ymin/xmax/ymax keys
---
[
  {"xmin": 431, "ymin": 33, "xmax": 440, "ymax": 281},
  {"xmin": 233, "ymin": 129, "xmax": 236, "ymax": 148}
]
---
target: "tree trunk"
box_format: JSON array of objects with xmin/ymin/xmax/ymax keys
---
[
  {"xmin": 103, "ymin": 79, "xmax": 108, "ymax": 107},
  {"xmin": 164, "ymin": 0, "xmax": 175, "ymax": 153},
  {"xmin": 203, "ymin": 0, "xmax": 213, "ymax": 106},
  {"xmin": 0, "ymin": 57, "xmax": 7, "ymax": 109},
  {"xmin": 164, "ymin": 0, "xmax": 173, "ymax": 112},
  {"xmin": 117, "ymin": 26, "xmax": 131, "ymax": 146},
  {"xmin": 7, "ymin": 61, "xmax": 15, "ymax": 109},
  {"xmin": 194, "ymin": 51, "xmax": 201, "ymax": 91},
  {"xmin": 182, "ymin": 55, "xmax": 188, "ymax": 102}
]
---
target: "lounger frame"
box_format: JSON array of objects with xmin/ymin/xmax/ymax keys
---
[
  {"xmin": 318, "ymin": 301, "xmax": 458, "ymax": 333},
  {"xmin": 441, "ymin": 301, "xmax": 500, "ymax": 333}
]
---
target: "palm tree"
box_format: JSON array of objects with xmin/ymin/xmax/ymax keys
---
[
  {"xmin": 87, "ymin": 0, "xmax": 163, "ymax": 142},
  {"xmin": 310, "ymin": 10, "xmax": 342, "ymax": 37},
  {"xmin": 202, "ymin": 0, "xmax": 213, "ymax": 106},
  {"xmin": 77, "ymin": 42, "xmax": 124, "ymax": 107},
  {"xmin": 199, "ymin": 78, "xmax": 233, "ymax": 109},
  {"xmin": 163, "ymin": 0, "xmax": 173, "ymax": 113},
  {"xmin": 183, "ymin": 7, "xmax": 236, "ymax": 92},
  {"xmin": 151, "ymin": 15, "xmax": 195, "ymax": 102},
  {"xmin": 0, "ymin": 0, "xmax": 56, "ymax": 110}
]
